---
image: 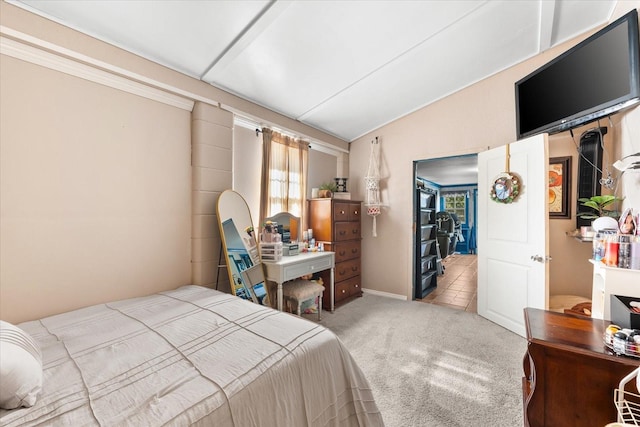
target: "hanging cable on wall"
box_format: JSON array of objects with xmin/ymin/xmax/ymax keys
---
[{"xmin": 570, "ymin": 123, "xmax": 615, "ymax": 189}]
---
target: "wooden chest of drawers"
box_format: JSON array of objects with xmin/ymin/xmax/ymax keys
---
[
  {"xmin": 523, "ymin": 308, "xmax": 640, "ymax": 427},
  {"xmin": 309, "ymin": 198, "xmax": 363, "ymax": 307}
]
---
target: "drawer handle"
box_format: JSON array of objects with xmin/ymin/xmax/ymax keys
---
[
  {"xmin": 339, "ymin": 231, "xmax": 346, "ymax": 236},
  {"xmin": 352, "ymin": 229, "xmax": 358, "ymax": 234},
  {"xmin": 351, "ymin": 266, "xmax": 358, "ymax": 272},
  {"xmin": 339, "ymin": 250, "xmax": 346, "ymax": 256},
  {"xmin": 340, "ymin": 210, "xmax": 345, "ymax": 214},
  {"xmin": 352, "ymin": 248, "xmax": 358, "ymax": 253},
  {"xmin": 342, "ymin": 289, "xmax": 346, "ymax": 294},
  {"xmin": 354, "ymin": 284, "xmax": 359, "ymax": 288},
  {"xmin": 354, "ymin": 210, "xmax": 358, "ymax": 215}
]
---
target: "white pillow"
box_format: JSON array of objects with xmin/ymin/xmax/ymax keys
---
[{"xmin": 0, "ymin": 320, "xmax": 43, "ymax": 409}]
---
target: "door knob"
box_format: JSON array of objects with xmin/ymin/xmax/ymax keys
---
[{"xmin": 530, "ymin": 255, "xmax": 552, "ymax": 263}]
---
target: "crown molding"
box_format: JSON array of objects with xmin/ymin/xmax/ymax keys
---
[
  {"xmin": 0, "ymin": 32, "xmax": 194, "ymax": 111},
  {"xmin": 0, "ymin": 24, "xmax": 349, "ymax": 152}
]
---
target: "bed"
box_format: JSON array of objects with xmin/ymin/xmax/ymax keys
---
[{"xmin": 0, "ymin": 285, "xmax": 383, "ymax": 426}]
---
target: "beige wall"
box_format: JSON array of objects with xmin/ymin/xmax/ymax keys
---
[
  {"xmin": 191, "ymin": 103, "xmax": 233, "ymax": 293},
  {"xmin": 308, "ymin": 150, "xmax": 339, "ymax": 198},
  {"xmin": 233, "ymin": 126, "xmax": 263, "ymax": 224},
  {"xmin": 616, "ymin": 106, "xmax": 640, "ymax": 210},
  {"xmin": 546, "ymin": 125, "xmax": 609, "ymax": 298},
  {"xmin": 349, "ymin": 4, "xmax": 640, "ymax": 300},
  {"xmin": 0, "ymin": 55, "xmax": 192, "ymax": 322}
]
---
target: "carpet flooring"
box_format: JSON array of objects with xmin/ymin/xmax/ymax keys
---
[{"xmin": 319, "ymin": 293, "xmax": 527, "ymax": 427}]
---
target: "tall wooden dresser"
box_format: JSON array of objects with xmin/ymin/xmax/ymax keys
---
[{"xmin": 308, "ymin": 198, "xmax": 363, "ymax": 308}]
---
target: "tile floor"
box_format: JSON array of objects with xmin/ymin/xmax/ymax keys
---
[{"xmin": 418, "ymin": 253, "xmax": 477, "ymax": 313}]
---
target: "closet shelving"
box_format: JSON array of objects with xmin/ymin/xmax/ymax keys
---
[{"xmin": 415, "ymin": 187, "xmax": 438, "ymax": 299}]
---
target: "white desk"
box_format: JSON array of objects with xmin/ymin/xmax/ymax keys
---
[
  {"xmin": 590, "ymin": 259, "xmax": 640, "ymax": 320},
  {"xmin": 263, "ymin": 251, "xmax": 335, "ymax": 312}
]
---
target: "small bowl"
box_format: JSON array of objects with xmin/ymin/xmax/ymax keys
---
[{"xmin": 592, "ymin": 216, "xmax": 618, "ymax": 232}]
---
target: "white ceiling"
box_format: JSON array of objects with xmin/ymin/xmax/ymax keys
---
[
  {"xmin": 9, "ymin": 0, "xmax": 619, "ymax": 142},
  {"xmin": 416, "ymin": 155, "xmax": 478, "ymax": 186}
]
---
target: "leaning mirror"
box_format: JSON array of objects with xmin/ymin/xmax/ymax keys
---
[{"xmin": 216, "ymin": 190, "xmax": 270, "ymax": 306}]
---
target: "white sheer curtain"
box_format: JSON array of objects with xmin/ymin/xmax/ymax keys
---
[{"xmin": 260, "ymin": 128, "xmax": 309, "ymax": 227}]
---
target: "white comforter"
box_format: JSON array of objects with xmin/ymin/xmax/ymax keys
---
[{"xmin": 0, "ymin": 286, "xmax": 383, "ymax": 426}]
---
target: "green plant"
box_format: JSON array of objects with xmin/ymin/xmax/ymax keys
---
[
  {"xmin": 319, "ymin": 182, "xmax": 338, "ymax": 193},
  {"xmin": 576, "ymin": 195, "xmax": 623, "ymax": 220}
]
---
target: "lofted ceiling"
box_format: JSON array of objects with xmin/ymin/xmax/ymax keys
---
[
  {"xmin": 416, "ymin": 155, "xmax": 479, "ymax": 187},
  {"xmin": 9, "ymin": 0, "xmax": 619, "ymax": 142}
]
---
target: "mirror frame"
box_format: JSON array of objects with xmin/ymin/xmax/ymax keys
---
[
  {"xmin": 263, "ymin": 212, "xmax": 301, "ymax": 243},
  {"xmin": 216, "ymin": 190, "xmax": 270, "ymax": 306}
]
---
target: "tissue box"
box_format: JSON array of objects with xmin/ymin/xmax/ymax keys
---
[
  {"xmin": 610, "ymin": 295, "xmax": 640, "ymax": 329},
  {"xmin": 283, "ymin": 243, "xmax": 299, "ymax": 256}
]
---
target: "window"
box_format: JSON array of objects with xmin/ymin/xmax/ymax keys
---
[
  {"xmin": 268, "ymin": 141, "xmax": 304, "ymax": 216},
  {"xmin": 260, "ymin": 129, "xmax": 308, "ymax": 224},
  {"xmin": 442, "ymin": 192, "xmax": 467, "ymax": 223}
]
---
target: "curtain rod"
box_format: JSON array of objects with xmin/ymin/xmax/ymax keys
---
[{"xmin": 233, "ymin": 115, "xmax": 348, "ymax": 155}]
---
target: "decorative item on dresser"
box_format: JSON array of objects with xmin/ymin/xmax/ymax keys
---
[{"xmin": 309, "ymin": 198, "xmax": 363, "ymax": 307}]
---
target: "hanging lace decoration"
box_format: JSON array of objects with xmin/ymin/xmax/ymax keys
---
[{"xmin": 365, "ymin": 137, "xmax": 382, "ymax": 237}]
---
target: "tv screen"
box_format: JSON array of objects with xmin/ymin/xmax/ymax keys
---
[{"xmin": 516, "ymin": 10, "xmax": 640, "ymax": 139}]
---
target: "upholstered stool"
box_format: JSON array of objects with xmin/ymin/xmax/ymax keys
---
[
  {"xmin": 549, "ymin": 294, "xmax": 592, "ymax": 316},
  {"xmin": 282, "ymin": 279, "xmax": 325, "ymax": 321}
]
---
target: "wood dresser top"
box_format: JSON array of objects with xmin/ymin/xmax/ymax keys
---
[{"xmin": 524, "ymin": 307, "xmax": 640, "ymax": 365}]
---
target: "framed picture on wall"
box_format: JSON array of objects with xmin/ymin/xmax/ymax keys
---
[{"xmin": 549, "ymin": 156, "xmax": 571, "ymax": 219}]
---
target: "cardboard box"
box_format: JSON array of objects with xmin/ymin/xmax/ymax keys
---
[{"xmin": 610, "ymin": 295, "xmax": 640, "ymax": 329}]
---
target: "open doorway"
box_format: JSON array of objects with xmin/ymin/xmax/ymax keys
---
[{"xmin": 413, "ymin": 154, "xmax": 478, "ymax": 312}]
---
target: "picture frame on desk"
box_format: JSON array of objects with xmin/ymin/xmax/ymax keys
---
[{"xmin": 549, "ymin": 156, "xmax": 571, "ymax": 219}]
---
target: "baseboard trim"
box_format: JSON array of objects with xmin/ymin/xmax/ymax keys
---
[{"xmin": 362, "ymin": 288, "xmax": 407, "ymax": 300}]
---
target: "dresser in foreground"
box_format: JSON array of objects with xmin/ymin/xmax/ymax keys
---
[{"xmin": 523, "ymin": 308, "xmax": 640, "ymax": 427}]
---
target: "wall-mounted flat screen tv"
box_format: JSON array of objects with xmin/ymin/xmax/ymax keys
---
[{"xmin": 516, "ymin": 10, "xmax": 640, "ymax": 139}]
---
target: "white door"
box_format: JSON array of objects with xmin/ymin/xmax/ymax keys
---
[{"xmin": 477, "ymin": 134, "xmax": 549, "ymax": 337}]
